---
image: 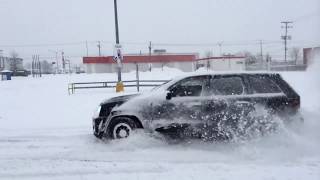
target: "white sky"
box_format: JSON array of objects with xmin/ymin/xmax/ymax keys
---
[{"xmin": 0, "ymin": 0, "xmax": 319, "ymax": 63}]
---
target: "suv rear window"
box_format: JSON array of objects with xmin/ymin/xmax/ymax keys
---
[
  {"xmin": 248, "ymin": 76, "xmax": 282, "ymax": 94},
  {"xmin": 206, "ymin": 76, "xmax": 244, "ymax": 96}
]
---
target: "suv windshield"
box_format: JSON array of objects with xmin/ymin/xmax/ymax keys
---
[{"xmin": 151, "ymin": 80, "xmax": 172, "ymax": 91}]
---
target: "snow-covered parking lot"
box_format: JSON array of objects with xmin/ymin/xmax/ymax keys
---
[{"xmin": 0, "ymin": 67, "xmax": 319, "ymax": 180}]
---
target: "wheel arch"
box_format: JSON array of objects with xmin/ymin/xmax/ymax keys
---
[{"xmin": 108, "ymin": 115, "xmax": 144, "ymax": 129}]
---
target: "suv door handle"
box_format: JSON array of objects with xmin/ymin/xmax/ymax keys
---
[
  {"xmin": 235, "ymin": 101, "xmax": 252, "ymax": 107},
  {"xmin": 188, "ymin": 102, "xmax": 201, "ymax": 106},
  {"xmin": 235, "ymin": 101, "xmax": 251, "ymax": 104}
]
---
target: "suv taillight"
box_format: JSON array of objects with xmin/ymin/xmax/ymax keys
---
[{"xmin": 289, "ymin": 98, "xmax": 300, "ymax": 110}]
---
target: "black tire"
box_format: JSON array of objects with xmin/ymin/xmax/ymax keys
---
[{"xmin": 107, "ymin": 117, "xmax": 137, "ymax": 139}]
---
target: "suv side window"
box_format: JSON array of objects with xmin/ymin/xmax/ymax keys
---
[
  {"xmin": 248, "ymin": 76, "xmax": 282, "ymax": 94},
  {"xmin": 205, "ymin": 76, "xmax": 244, "ymax": 96},
  {"xmin": 169, "ymin": 76, "xmax": 209, "ymax": 97}
]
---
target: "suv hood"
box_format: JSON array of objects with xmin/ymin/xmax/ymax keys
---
[{"xmin": 101, "ymin": 94, "xmax": 140, "ymax": 105}]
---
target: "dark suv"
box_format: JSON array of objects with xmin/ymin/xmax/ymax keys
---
[{"xmin": 92, "ymin": 73, "xmax": 301, "ymax": 140}]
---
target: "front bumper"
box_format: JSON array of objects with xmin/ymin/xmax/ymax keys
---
[{"xmin": 92, "ymin": 117, "xmax": 106, "ymax": 135}]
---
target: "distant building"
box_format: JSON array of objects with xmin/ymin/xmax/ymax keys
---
[
  {"xmin": 303, "ymin": 47, "xmax": 320, "ymax": 66},
  {"xmin": 83, "ymin": 53, "xmax": 199, "ymax": 73},
  {"xmin": 196, "ymin": 56, "xmax": 246, "ymax": 71},
  {"xmin": 253, "ymin": 47, "xmax": 319, "ymax": 71}
]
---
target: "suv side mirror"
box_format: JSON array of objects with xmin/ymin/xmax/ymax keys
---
[{"xmin": 166, "ymin": 91, "xmax": 172, "ymax": 100}]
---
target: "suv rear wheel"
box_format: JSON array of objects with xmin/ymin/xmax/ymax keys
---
[{"xmin": 107, "ymin": 117, "xmax": 137, "ymax": 139}]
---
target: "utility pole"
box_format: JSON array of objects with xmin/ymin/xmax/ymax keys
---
[
  {"xmin": 217, "ymin": 42, "xmax": 223, "ymax": 56},
  {"xmin": 259, "ymin": 40, "xmax": 264, "ymax": 69},
  {"xmin": 149, "ymin": 41, "xmax": 152, "ymax": 67},
  {"xmin": 281, "ymin": 21, "xmax": 293, "ymax": 62},
  {"xmin": 259, "ymin": 40, "xmax": 263, "ymax": 60},
  {"xmin": 97, "ymin": 41, "xmax": 101, "ymax": 56},
  {"xmin": 114, "ymin": 0, "xmax": 120, "ymax": 45},
  {"xmin": 148, "ymin": 41, "xmax": 152, "ymax": 55},
  {"xmin": 61, "ymin": 51, "xmax": 65, "ymax": 73},
  {"xmin": 114, "ymin": 0, "xmax": 123, "ymax": 92},
  {"xmin": 148, "ymin": 41, "xmax": 152, "ymax": 72},
  {"xmin": 85, "ymin": 41, "xmax": 89, "ymax": 56}
]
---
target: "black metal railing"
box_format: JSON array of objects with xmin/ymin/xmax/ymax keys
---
[{"xmin": 68, "ymin": 79, "xmax": 169, "ymax": 94}]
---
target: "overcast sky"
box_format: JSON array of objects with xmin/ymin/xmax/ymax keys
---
[{"xmin": 0, "ymin": 0, "xmax": 319, "ymax": 62}]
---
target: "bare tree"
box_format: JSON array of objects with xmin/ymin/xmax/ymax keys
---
[
  {"xmin": 24, "ymin": 62, "xmax": 32, "ymax": 70},
  {"xmin": 265, "ymin": 53, "xmax": 272, "ymax": 63},
  {"xmin": 205, "ymin": 50, "xmax": 213, "ymax": 58},
  {"xmin": 9, "ymin": 50, "xmax": 19, "ymax": 72},
  {"xmin": 290, "ymin": 47, "xmax": 300, "ymax": 64},
  {"xmin": 41, "ymin": 60, "xmax": 53, "ymax": 74},
  {"xmin": 242, "ymin": 51, "xmax": 258, "ymax": 65},
  {"xmin": 10, "ymin": 51, "xmax": 19, "ymax": 59}
]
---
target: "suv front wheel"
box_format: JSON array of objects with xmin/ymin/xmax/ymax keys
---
[{"xmin": 107, "ymin": 117, "xmax": 137, "ymax": 139}]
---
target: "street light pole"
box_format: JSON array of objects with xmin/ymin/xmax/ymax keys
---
[
  {"xmin": 114, "ymin": 0, "xmax": 120, "ymax": 45},
  {"xmin": 113, "ymin": 0, "xmax": 124, "ymax": 92}
]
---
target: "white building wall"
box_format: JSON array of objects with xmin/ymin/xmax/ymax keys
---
[
  {"xmin": 199, "ymin": 58, "xmax": 245, "ymax": 71},
  {"xmin": 309, "ymin": 47, "xmax": 320, "ymax": 65},
  {"xmin": 165, "ymin": 62, "xmax": 195, "ymax": 72},
  {"xmin": 85, "ymin": 64, "xmax": 114, "ymax": 73},
  {"xmin": 85, "ymin": 61, "xmax": 195, "ymax": 73}
]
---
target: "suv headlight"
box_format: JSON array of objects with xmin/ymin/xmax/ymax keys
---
[{"xmin": 93, "ymin": 105, "xmax": 102, "ymax": 119}]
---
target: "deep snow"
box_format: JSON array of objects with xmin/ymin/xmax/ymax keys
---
[{"xmin": 0, "ymin": 66, "xmax": 319, "ymax": 180}]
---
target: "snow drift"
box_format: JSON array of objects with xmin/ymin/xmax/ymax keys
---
[{"xmin": 0, "ymin": 60, "xmax": 319, "ymax": 179}]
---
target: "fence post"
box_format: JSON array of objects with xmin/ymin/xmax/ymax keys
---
[{"xmin": 136, "ymin": 63, "xmax": 140, "ymax": 92}]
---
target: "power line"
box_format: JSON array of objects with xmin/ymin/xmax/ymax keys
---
[
  {"xmin": 0, "ymin": 39, "xmax": 317, "ymax": 49},
  {"xmin": 293, "ymin": 12, "xmax": 320, "ymax": 23},
  {"xmin": 97, "ymin": 41, "xmax": 101, "ymax": 56},
  {"xmin": 0, "ymin": 41, "xmax": 87, "ymax": 48},
  {"xmin": 0, "ymin": 40, "xmax": 115, "ymax": 48}
]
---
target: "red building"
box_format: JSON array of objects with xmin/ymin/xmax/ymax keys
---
[{"xmin": 83, "ymin": 53, "xmax": 198, "ymax": 73}]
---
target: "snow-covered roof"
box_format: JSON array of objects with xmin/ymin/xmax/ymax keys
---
[
  {"xmin": 177, "ymin": 71, "xmax": 279, "ymax": 78},
  {"xmin": 154, "ymin": 71, "xmax": 280, "ymax": 92}
]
